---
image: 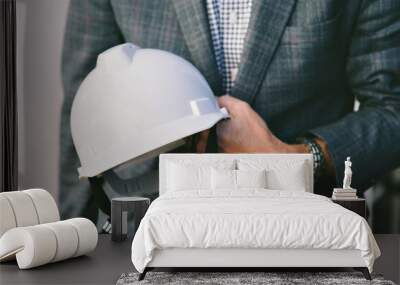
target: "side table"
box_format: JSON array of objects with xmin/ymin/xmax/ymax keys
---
[
  {"xmin": 331, "ymin": 198, "xmax": 366, "ymax": 218},
  {"xmin": 111, "ymin": 197, "xmax": 150, "ymax": 242}
]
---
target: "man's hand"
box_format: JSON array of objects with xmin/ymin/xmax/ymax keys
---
[
  {"xmin": 194, "ymin": 95, "xmax": 335, "ymax": 178},
  {"xmin": 215, "ymin": 95, "xmax": 308, "ymax": 153}
]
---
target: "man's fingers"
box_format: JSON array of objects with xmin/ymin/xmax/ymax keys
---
[
  {"xmin": 217, "ymin": 95, "xmax": 247, "ymax": 116},
  {"xmin": 217, "ymin": 95, "xmax": 236, "ymax": 109},
  {"xmin": 195, "ymin": 130, "xmax": 210, "ymax": 153}
]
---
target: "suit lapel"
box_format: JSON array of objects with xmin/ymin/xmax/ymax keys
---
[
  {"xmin": 231, "ymin": 0, "xmax": 296, "ymax": 103},
  {"xmin": 172, "ymin": 0, "xmax": 223, "ymax": 95}
]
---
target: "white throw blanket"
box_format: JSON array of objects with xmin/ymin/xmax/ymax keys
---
[{"xmin": 131, "ymin": 190, "xmax": 380, "ymax": 272}]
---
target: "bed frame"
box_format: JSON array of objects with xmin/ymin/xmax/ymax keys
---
[{"xmin": 139, "ymin": 154, "xmax": 371, "ymax": 280}]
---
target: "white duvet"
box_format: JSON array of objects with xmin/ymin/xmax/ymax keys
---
[{"xmin": 131, "ymin": 190, "xmax": 380, "ymax": 273}]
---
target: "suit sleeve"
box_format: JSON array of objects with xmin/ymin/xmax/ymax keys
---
[
  {"xmin": 59, "ymin": 0, "xmax": 124, "ymax": 219},
  {"xmin": 309, "ymin": 0, "xmax": 400, "ymax": 190}
]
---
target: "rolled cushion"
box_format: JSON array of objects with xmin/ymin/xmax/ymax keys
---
[
  {"xmin": 0, "ymin": 191, "xmax": 39, "ymax": 227},
  {"xmin": 0, "ymin": 189, "xmax": 60, "ymax": 238},
  {"xmin": 0, "ymin": 226, "xmax": 57, "ymax": 269},
  {"xmin": 0, "ymin": 196, "xmax": 17, "ymax": 237},
  {"xmin": 0, "ymin": 218, "xmax": 97, "ymax": 269},
  {"xmin": 42, "ymin": 221, "xmax": 79, "ymax": 262},
  {"xmin": 66, "ymin": 218, "xmax": 98, "ymax": 257},
  {"xmin": 24, "ymin": 189, "xmax": 59, "ymax": 224}
]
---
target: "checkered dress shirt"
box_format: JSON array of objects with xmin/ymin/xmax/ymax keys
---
[{"xmin": 207, "ymin": 0, "xmax": 252, "ymax": 94}]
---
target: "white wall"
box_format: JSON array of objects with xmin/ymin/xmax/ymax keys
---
[{"xmin": 17, "ymin": 0, "xmax": 70, "ymax": 199}]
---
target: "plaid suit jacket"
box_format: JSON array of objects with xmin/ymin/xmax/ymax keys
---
[{"xmin": 60, "ymin": 0, "xmax": 400, "ymax": 218}]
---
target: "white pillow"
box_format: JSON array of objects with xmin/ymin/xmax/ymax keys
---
[
  {"xmin": 166, "ymin": 159, "xmax": 236, "ymax": 192},
  {"xmin": 167, "ymin": 163, "xmax": 210, "ymax": 191},
  {"xmin": 211, "ymin": 169, "xmax": 268, "ymax": 190},
  {"xmin": 266, "ymin": 167, "xmax": 307, "ymax": 191},
  {"xmin": 211, "ymin": 168, "xmax": 236, "ymax": 190},
  {"xmin": 238, "ymin": 159, "xmax": 309, "ymax": 192},
  {"xmin": 236, "ymin": 169, "xmax": 267, "ymax": 189}
]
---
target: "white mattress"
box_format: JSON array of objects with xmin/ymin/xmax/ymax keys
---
[{"xmin": 131, "ymin": 190, "xmax": 380, "ymax": 273}]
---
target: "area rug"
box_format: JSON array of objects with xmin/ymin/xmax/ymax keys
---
[{"xmin": 116, "ymin": 272, "xmax": 395, "ymax": 285}]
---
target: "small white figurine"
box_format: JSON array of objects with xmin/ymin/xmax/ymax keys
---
[{"xmin": 343, "ymin": 157, "xmax": 353, "ymax": 189}]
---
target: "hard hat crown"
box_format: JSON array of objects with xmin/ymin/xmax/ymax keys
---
[{"xmin": 71, "ymin": 44, "xmax": 227, "ymax": 177}]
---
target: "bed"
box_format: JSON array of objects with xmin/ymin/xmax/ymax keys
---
[{"xmin": 131, "ymin": 154, "xmax": 380, "ymax": 280}]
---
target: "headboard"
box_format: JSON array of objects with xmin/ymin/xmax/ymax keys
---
[{"xmin": 159, "ymin": 153, "xmax": 313, "ymax": 195}]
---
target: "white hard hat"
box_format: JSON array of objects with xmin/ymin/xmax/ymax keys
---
[{"xmin": 71, "ymin": 43, "xmax": 228, "ymax": 178}]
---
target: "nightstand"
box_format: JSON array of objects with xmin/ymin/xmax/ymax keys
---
[
  {"xmin": 331, "ymin": 198, "xmax": 366, "ymax": 218},
  {"xmin": 111, "ymin": 197, "xmax": 150, "ymax": 242}
]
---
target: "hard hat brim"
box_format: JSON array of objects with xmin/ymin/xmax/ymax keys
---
[{"xmin": 78, "ymin": 112, "xmax": 226, "ymax": 178}]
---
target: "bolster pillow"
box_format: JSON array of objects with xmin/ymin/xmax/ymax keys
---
[
  {"xmin": 0, "ymin": 189, "xmax": 60, "ymax": 237},
  {"xmin": 0, "ymin": 218, "xmax": 98, "ymax": 269}
]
